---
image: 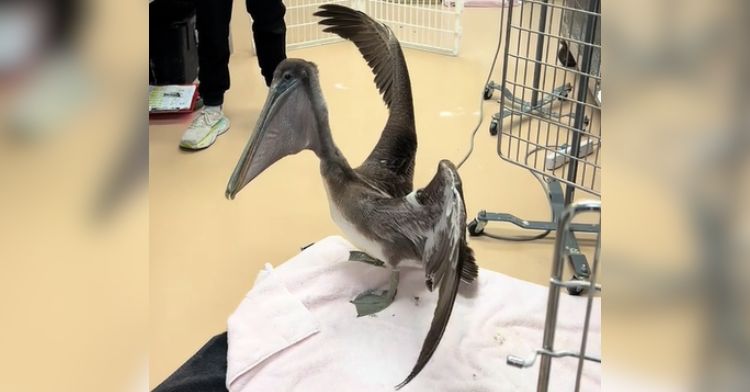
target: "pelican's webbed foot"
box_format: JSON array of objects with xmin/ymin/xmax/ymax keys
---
[
  {"xmin": 351, "ymin": 269, "xmax": 399, "ymax": 317},
  {"xmin": 348, "ymin": 250, "xmax": 386, "ymax": 267}
]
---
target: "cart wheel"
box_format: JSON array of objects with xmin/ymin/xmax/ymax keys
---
[
  {"xmin": 489, "ymin": 120, "xmax": 499, "ymax": 136},
  {"xmin": 566, "ymin": 275, "xmax": 585, "ymax": 296},
  {"xmin": 467, "ymin": 219, "xmax": 484, "ymax": 236},
  {"xmin": 483, "ymin": 86, "xmax": 494, "ymax": 100}
]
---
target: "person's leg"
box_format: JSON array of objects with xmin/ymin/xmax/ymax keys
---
[
  {"xmin": 196, "ymin": 0, "xmax": 233, "ymax": 106},
  {"xmin": 246, "ymin": 0, "xmax": 287, "ymax": 86},
  {"xmin": 181, "ymin": 0, "xmax": 233, "ymax": 150}
]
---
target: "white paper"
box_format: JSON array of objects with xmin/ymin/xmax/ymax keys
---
[{"xmin": 148, "ymin": 85, "xmax": 196, "ymax": 112}]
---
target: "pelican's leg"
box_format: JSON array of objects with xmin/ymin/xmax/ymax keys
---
[
  {"xmin": 348, "ymin": 250, "xmax": 386, "ymax": 267},
  {"xmin": 351, "ymin": 269, "xmax": 399, "ymax": 317}
]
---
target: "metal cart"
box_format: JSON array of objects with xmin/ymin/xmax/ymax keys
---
[{"xmin": 468, "ymin": 0, "xmax": 601, "ymax": 294}]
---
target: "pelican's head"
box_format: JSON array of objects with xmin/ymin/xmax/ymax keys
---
[{"xmin": 225, "ymin": 59, "xmax": 325, "ymax": 200}]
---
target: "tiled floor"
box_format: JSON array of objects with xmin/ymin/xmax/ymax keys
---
[{"xmin": 149, "ymin": 5, "xmax": 599, "ymax": 388}]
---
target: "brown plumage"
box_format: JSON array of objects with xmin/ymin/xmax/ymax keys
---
[
  {"xmin": 315, "ymin": 5, "xmax": 477, "ymax": 389},
  {"xmin": 226, "ymin": 5, "xmax": 478, "ymax": 390}
]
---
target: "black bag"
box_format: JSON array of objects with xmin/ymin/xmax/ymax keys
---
[{"xmin": 149, "ymin": 0, "xmax": 199, "ymax": 85}]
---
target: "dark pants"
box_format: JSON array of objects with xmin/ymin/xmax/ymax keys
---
[
  {"xmin": 196, "ymin": 0, "xmax": 287, "ymax": 106},
  {"xmin": 152, "ymin": 332, "xmax": 229, "ymax": 392}
]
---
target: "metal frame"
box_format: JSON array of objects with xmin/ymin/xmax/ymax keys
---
[
  {"xmin": 506, "ymin": 200, "xmax": 601, "ymax": 391},
  {"xmin": 493, "ymin": 0, "xmax": 601, "ymax": 197},
  {"xmin": 470, "ymin": 0, "xmax": 601, "ymax": 293},
  {"xmin": 255, "ymin": 0, "xmax": 464, "ymax": 56},
  {"xmin": 366, "ymin": 0, "xmax": 464, "ymax": 56},
  {"xmin": 470, "ymin": 177, "xmax": 594, "ymax": 282}
]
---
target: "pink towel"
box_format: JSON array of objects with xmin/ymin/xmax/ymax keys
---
[{"xmin": 227, "ymin": 236, "xmax": 601, "ymax": 391}]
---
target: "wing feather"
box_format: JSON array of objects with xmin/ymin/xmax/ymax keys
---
[
  {"xmin": 394, "ymin": 160, "xmax": 471, "ymax": 389},
  {"xmin": 360, "ymin": 160, "xmax": 477, "ymax": 388},
  {"xmin": 314, "ymin": 4, "xmax": 408, "ymax": 109},
  {"xmin": 315, "ymin": 5, "xmax": 417, "ymax": 197},
  {"xmin": 390, "ymin": 160, "xmax": 478, "ymax": 389}
]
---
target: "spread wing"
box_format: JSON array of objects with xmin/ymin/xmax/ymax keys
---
[
  {"xmin": 315, "ymin": 4, "xmax": 417, "ymax": 197},
  {"xmin": 366, "ymin": 160, "xmax": 478, "ymax": 389},
  {"xmin": 315, "ymin": 4, "xmax": 412, "ymax": 111}
]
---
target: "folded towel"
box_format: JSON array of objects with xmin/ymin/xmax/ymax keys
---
[{"xmin": 227, "ymin": 236, "xmax": 600, "ymax": 391}]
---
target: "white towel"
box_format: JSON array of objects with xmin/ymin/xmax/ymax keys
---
[{"xmin": 227, "ymin": 236, "xmax": 601, "ymax": 391}]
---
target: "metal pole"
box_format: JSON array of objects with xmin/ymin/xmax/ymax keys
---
[
  {"xmin": 564, "ymin": 0, "xmax": 600, "ymax": 205},
  {"xmin": 537, "ymin": 201, "xmax": 600, "ymax": 391},
  {"xmin": 575, "ymin": 214, "xmax": 601, "ymax": 390},
  {"xmin": 530, "ymin": 0, "xmax": 550, "ymax": 107},
  {"xmin": 536, "ymin": 210, "xmax": 571, "ymax": 391},
  {"xmin": 496, "ymin": 0, "xmax": 515, "ymax": 137}
]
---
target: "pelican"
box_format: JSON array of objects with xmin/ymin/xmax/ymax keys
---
[{"xmin": 225, "ymin": 5, "xmax": 478, "ymax": 389}]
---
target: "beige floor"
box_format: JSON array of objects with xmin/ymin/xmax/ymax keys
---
[{"xmin": 149, "ymin": 6, "xmax": 599, "ymax": 388}]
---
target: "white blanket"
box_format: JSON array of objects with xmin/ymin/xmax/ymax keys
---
[{"xmin": 227, "ymin": 236, "xmax": 601, "ymax": 391}]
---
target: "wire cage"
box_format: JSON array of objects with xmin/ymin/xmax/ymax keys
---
[
  {"xmin": 494, "ymin": 0, "xmax": 601, "ymax": 197},
  {"xmin": 506, "ymin": 200, "xmax": 601, "ymax": 391},
  {"xmin": 285, "ymin": 0, "xmax": 353, "ymax": 51},
  {"xmin": 260, "ymin": 0, "xmax": 464, "ymax": 55},
  {"xmin": 470, "ymin": 0, "xmax": 601, "ymax": 294},
  {"xmin": 365, "ymin": 0, "xmax": 464, "ymax": 55}
]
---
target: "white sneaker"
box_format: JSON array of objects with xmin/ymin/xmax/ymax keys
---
[{"xmin": 179, "ymin": 108, "xmax": 231, "ymax": 150}]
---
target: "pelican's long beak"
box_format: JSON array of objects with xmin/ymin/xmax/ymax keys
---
[{"xmin": 225, "ymin": 77, "xmax": 305, "ymax": 200}]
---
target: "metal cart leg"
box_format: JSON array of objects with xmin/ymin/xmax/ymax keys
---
[{"xmin": 468, "ymin": 179, "xmax": 595, "ymax": 294}]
